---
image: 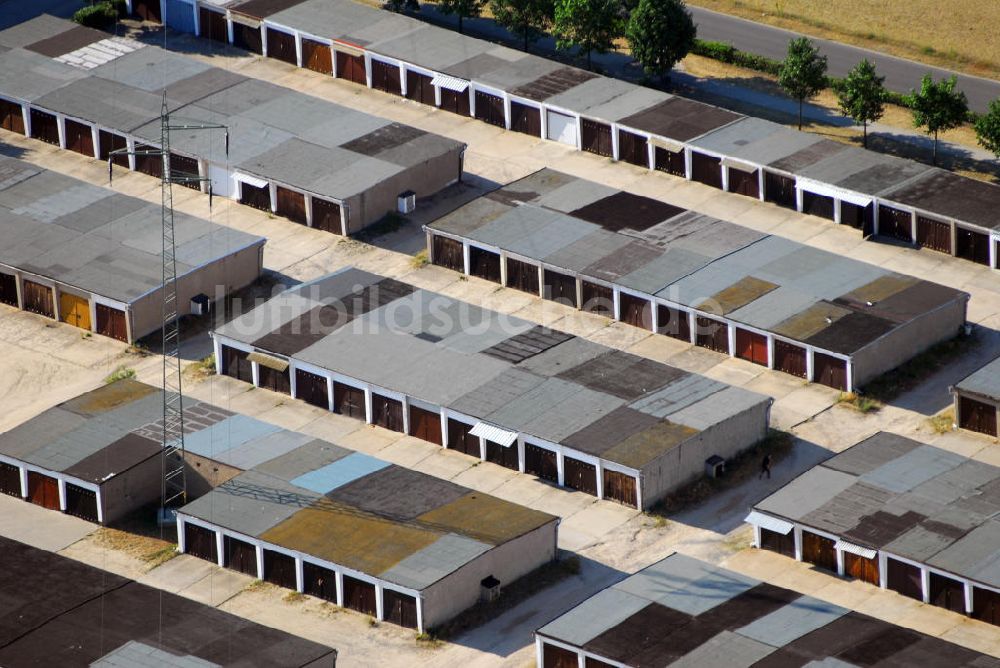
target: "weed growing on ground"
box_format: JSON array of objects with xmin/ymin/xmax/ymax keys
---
[
  {"xmin": 837, "ymin": 392, "xmax": 882, "ymax": 414},
  {"xmin": 283, "ymin": 591, "xmax": 306, "ymax": 604},
  {"xmin": 928, "ymin": 410, "xmax": 955, "ymax": 434},
  {"xmin": 104, "ymin": 366, "xmax": 136, "ymax": 384},
  {"xmin": 411, "ymin": 250, "xmax": 429, "ymax": 269}
]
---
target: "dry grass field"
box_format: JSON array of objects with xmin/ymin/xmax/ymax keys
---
[{"xmin": 688, "ymin": 0, "xmax": 1000, "ymax": 79}]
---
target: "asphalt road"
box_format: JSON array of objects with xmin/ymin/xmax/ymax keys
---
[{"xmin": 689, "ymin": 5, "xmax": 1000, "ymax": 113}]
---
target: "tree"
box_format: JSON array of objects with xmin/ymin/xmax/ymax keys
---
[
  {"xmin": 490, "ymin": 0, "xmax": 554, "ymax": 52},
  {"xmin": 553, "ymin": 0, "xmax": 622, "ymax": 70},
  {"xmin": 778, "ymin": 37, "xmax": 828, "ymax": 130},
  {"xmin": 625, "ymin": 0, "xmax": 696, "ymax": 84},
  {"xmin": 908, "ymin": 74, "xmax": 968, "ymax": 165},
  {"xmin": 384, "ymin": 0, "xmax": 419, "ymax": 12},
  {"xmin": 438, "ymin": 0, "xmax": 484, "ymax": 33},
  {"xmin": 837, "ymin": 59, "xmax": 886, "ymax": 148},
  {"xmin": 974, "ymin": 98, "xmax": 1000, "ymax": 161}
]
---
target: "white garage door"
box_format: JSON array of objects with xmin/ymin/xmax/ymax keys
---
[
  {"xmin": 546, "ymin": 110, "xmax": 577, "ymax": 146},
  {"xmin": 208, "ymin": 164, "xmax": 233, "ymax": 198}
]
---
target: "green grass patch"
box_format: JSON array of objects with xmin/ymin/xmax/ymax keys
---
[
  {"xmin": 104, "ymin": 366, "xmax": 136, "ymax": 384},
  {"xmin": 836, "ymin": 391, "xmax": 882, "ymax": 414},
  {"xmin": 411, "ymin": 249, "xmax": 429, "ymax": 269},
  {"xmin": 928, "ymin": 409, "xmax": 955, "ymax": 434}
]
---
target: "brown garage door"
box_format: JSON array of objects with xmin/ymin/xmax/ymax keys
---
[
  {"xmin": 22, "ymin": 280, "xmax": 53, "ymax": 318},
  {"xmin": 342, "ymin": 575, "xmax": 377, "ymax": 616},
  {"xmin": 0, "ymin": 273, "xmax": 18, "ymax": 307},
  {"xmin": 524, "ymin": 443, "xmax": 558, "ymax": 483},
  {"xmin": 371, "ymin": 393, "xmax": 404, "ymax": 432},
  {"xmin": 334, "ymin": 383, "xmax": 366, "ymax": 420},
  {"xmin": 199, "ymin": 8, "xmax": 228, "ymax": 43},
  {"xmin": 802, "ymin": 191, "xmax": 834, "ymax": 220},
  {"xmin": 276, "ymin": 186, "xmax": 307, "ymax": 224},
  {"xmin": 563, "ymin": 456, "xmax": 597, "ymax": 496},
  {"xmin": 170, "ymin": 153, "xmax": 201, "ymax": 190},
  {"xmin": 383, "ymin": 589, "xmax": 418, "ymax": 628},
  {"xmin": 0, "ymin": 98, "xmax": 25, "ymax": 134},
  {"xmin": 232, "ymin": 23, "xmax": 263, "ymax": 54},
  {"xmin": 657, "ymin": 304, "xmax": 691, "ymax": 342},
  {"xmin": 617, "ymin": 130, "xmax": 647, "ymax": 167},
  {"xmin": 602, "ymin": 469, "xmax": 637, "ymax": 508},
  {"xmin": 447, "ymin": 419, "xmax": 481, "ymax": 457},
  {"xmin": 485, "ymin": 440, "xmax": 519, "ymax": 471},
  {"xmin": 916, "ymin": 216, "xmax": 952, "ymax": 254},
  {"xmin": 506, "ymin": 257, "xmax": 539, "ymax": 295},
  {"xmin": 543, "ymin": 269, "xmax": 577, "ymax": 307},
  {"xmin": 759, "ymin": 527, "xmax": 795, "ymax": 558},
  {"xmin": 960, "ymin": 396, "xmax": 998, "ymax": 436},
  {"xmin": 133, "ymin": 143, "xmax": 163, "ymax": 178},
  {"xmin": 773, "ymin": 339, "xmax": 807, "ymax": 378},
  {"xmin": 581, "ymin": 281, "xmax": 613, "ymax": 316},
  {"xmin": 886, "ymin": 557, "xmax": 922, "ymax": 601},
  {"xmin": 813, "ymin": 352, "xmax": 847, "ymax": 391},
  {"xmin": 263, "ymin": 548, "xmax": 297, "ymax": 589},
  {"xmin": 542, "ymin": 642, "xmax": 579, "ymax": 668},
  {"xmin": 654, "ymin": 146, "xmax": 685, "ymax": 177},
  {"xmin": 224, "ymin": 535, "xmax": 258, "ymax": 576},
  {"xmin": 0, "ymin": 462, "xmax": 21, "ymax": 497},
  {"xmin": 735, "ymin": 328, "xmax": 768, "ymax": 366},
  {"xmin": 929, "ymin": 572, "xmax": 966, "ymax": 613},
  {"xmin": 99, "ymin": 130, "xmax": 129, "ymax": 166},
  {"xmin": 409, "ymin": 405, "xmax": 442, "ymax": 445},
  {"xmin": 432, "ymin": 235, "xmax": 464, "ymax": 273},
  {"xmin": 469, "ymin": 246, "xmax": 501, "ymax": 283},
  {"xmin": 295, "ymin": 369, "xmax": 329, "ymax": 409},
  {"xmin": 258, "ymin": 365, "xmax": 290, "ymax": 394},
  {"xmin": 185, "ymin": 523, "xmax": 218, "ymax": 563},
  {"xmin": 222, "ymin": 345, "xmax": 253, "ymax": 383},
  {"xmin": 240, "ymin": 181, "xmax": 271, "ymax": 212},
  {"xmin": 65, "ymin": 483, "xmax": 99, "ymax": 523},
  {"xmin": 132, "ymin": 0, "xmax": 161, "ymax": 21},
  {"xmin": 336, "ymin": 50, "xmax": 367, "ymax": 85},
  {"xmin": 974, "ymin": 587, "xmax": 1000, "ymax": 627},
  {"xmin": 27, "ymin": 471, "xmax": 59, "ymax": 510},
  {"xmin": 690, "ymin": 152, "xmax": 722, "ymax": 188},
  {"xmin": 695, "ymin": 316, "xmax": 729, "ymax": 354},
  {"xmin": 29, "ymin": 109, "xmax": 59, "ymax": 145},
  {"xmin": 764, "ymin": 171, "xmax": 796, "ymax": 209},
  {"xmin": 510, "ymin": 101, "xmax": 541, "ymax": 136},
  {"xmin": 96, "ymin": 304, "xmax": 128, "ymax": 341},
  {"xmin": 266, "ymin": 27, "xmax": 297, "ymax": 65},
  {"xmin": 474, "ymin": 90, "xmax": 505, "ymax": 127},
  {"xmin": 956, "ymin": 226, "xmax": 990, "ymax": 265},
  {"xmin": 842, "ymin": 202, "xmax": 874, "ymax": 232},
  {"xmin": 728, "ymin": 168, "xmax": 759, "ymax": 198},
  {"xmin": 302, "ymin": 38, "xmax": 332, "ymax": 74},
  {"xmin": 801, "ymin": 530, "xmax": 837, "ymax": 573},
  {"xmin": 580, "ymin": 118, "xmax": 612, "ymax": 157},
  {"xmin": 619, "ymin": 292, "xmax": 652, "ymax": 329},
  {"xmin": 303, "ymin": 562, "xmax": 337, "ymax": 602},
  {"xmin": 878, "ymin": 205, "xmax": 912, "ymax": 242},
  {"xmin": 405, "ymin": 70, "xmax": 435, "ymax": 106},
  {"xmin": 63, "ymin": 118, "xmax": 93, "ymax": 157},
  {"xmin": 439, "ymin": 88, "xmax": 470, "ymax": 116},
  {"xmin": 312, "ymin": 197, "xmax": 341, "ymax": 234},
  {"xmin": 844, "ymin": 552, "xmax": 879, "ymax": 585},
  {"xmin": 371, "ymin": 59, "xmax": 402, "ymax": 95}
]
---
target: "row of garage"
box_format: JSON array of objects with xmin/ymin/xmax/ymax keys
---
[
  {"xmin": 179, "ymin": 517, "xmax": 421, "ymax": 628},
  {"xmin": 216, "ymin": 341, "xmax": 642, "ymax": 506},
  {"xmin": 0, "ymin": 459, "xmax": 102, "ymax": 523},
  {"xmin": 429, "ymin": 233, "xmax": 851, "ymax": 391},
  {"xmin": 754, "ymin": 519, "xmax": 1000, "ymax": 627}
]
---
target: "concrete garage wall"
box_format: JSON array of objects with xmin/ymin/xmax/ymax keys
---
[
  {"xmin": 641, "ymin": 400, "xmax": 772, "ymax": 510},
  {"xmin": 420, "ymin": 520, "xmax": 558, "ymax": 630},
  {"xmin": 130, "ymin": 241, "xmax": 264, "ymax": 342},
  {"xmin": 345, "ymin": 147, "xmax": 464, "ymax": 234},
  {"xmin": 851, "ymin": 297, "xmax": 968, "ymax": 389},
  {"xmin": 99, "ymin": 454, "xmax": 164, "ymax": 525},
  {"xmin": 184, "ymin": 452, "xmax": 243, "ymax": 500}
]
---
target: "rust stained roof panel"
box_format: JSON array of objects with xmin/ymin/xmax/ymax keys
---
[
  {"xmin": 804, "ymin": 311, "xmax": 897, "ymax": 354},
  {"xmin": 431, "ymin": 196, "xmax": 514, "ymax": 238},
  {"xmin": 59, "ymin": 378, "xmax": 159, "ymax": 418},
  {"xmin": 862, "ymin": 281, "xmax": 965, "ymax": 324},
  {"xmin": 771, "ymin": 301, "xmax": 852, "ymax": 341},
  {"xmin": 602, "ymin": 421, "xmax": 699, "ymax": 470},
  {"xmin": 561, "ymin": 406, "xmax": 663, "ymax": 458},
  {"xmin": 838, "ymin": 274, "xmax": 919, "ymax": 308},
  {"xmin": 699, "ymin": 276, "xmax": 779, "ymax": 316},
  {"xmin": 415, "ymin": 492, "xmax": 557, "ymax": 545},
  {"xmin": 326, "ymin": 466, "xmax": 469, "ymax": 521}
]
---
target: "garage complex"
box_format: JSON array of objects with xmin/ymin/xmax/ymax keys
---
[
  {"xmin": 427, "ymin": 170, "xmax": 969, "ymax": 392},
  {"xmin": 534, "ymin": 552, "xmax": 996, "ymax": 668},
  {"xmin": 0, "ymin": 536, "xmax": 337, "ymax": 666},
  {"xmin": 0, "ymin": 155, "xmax": 264, "ymax": 343},
  {"xmin": 161, "ymin": 0, "xmax": 1000, "ymax": 270},
  {"xmin": 211, "ymin": 268, "xmax": 772, "ymax": 510},
  {"xmin": 952, "ymin": 357, "xmax": 1000, "ymax": 439},
  {"xmin": 0, "ymin": 16, "xmax": 464, "ymax": 235},
  {"xmin": 748, "ymin": 432, "xmax": 1000, "ymax": 627}
]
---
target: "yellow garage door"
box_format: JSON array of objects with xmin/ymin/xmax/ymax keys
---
[{"xmin": 60, "ymin": 292, "xmax": 91, "ymax": 331}]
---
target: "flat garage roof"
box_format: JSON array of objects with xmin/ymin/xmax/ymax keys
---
[
  {"xmin": 429, "ymin": 169, "xmax": 966, "ymax": 357},
  {"xmin": 755, "ymin": 432, "xmax": 1000, "ymax": 591},
  {"xmin": 0, "ymin": 535, "xmax": 336, "ymax": 666},
  {"xmin": 214, "ymin": 268, "xmax": 771, "ymax": 473},
  {"xmin": 954, "ymin": 356, "xmax": 1000, "ymax": 401},
  {"xmin": 0, "ymin": 156, "xmax": 264, "ymax": 304},
  {"xmin": 536, "ymin": 552, "xmax": 998, "ymax": 667}
]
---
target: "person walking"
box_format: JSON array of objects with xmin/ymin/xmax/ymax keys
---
[{"xmin": 759, "ymin": 454, "xmax": 772, "ymax": 480}]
